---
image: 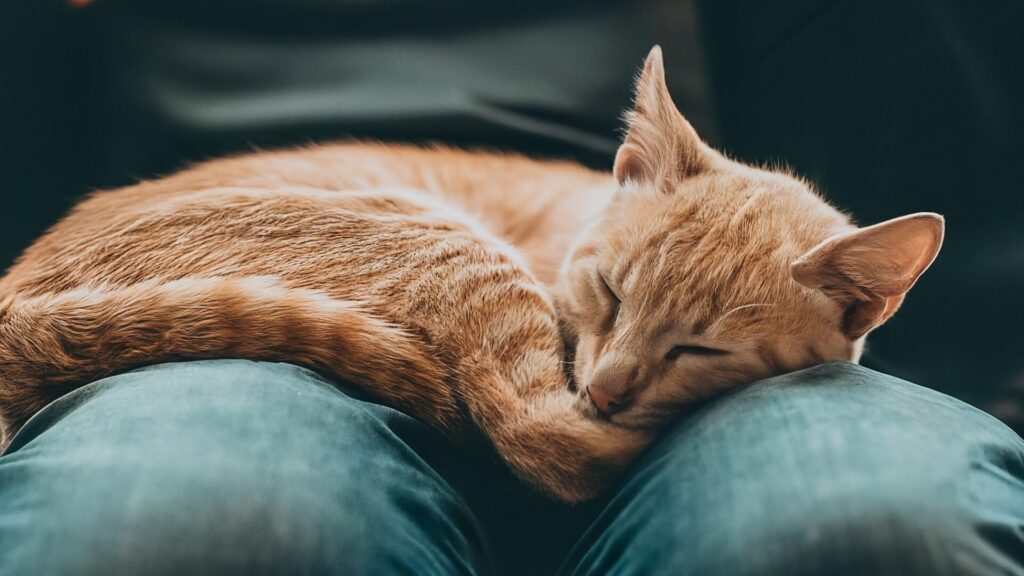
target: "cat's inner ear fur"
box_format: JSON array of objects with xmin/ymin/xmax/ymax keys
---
[
  {"xmin": 613, "ymin": 45, "xmax": 708, "ymax": 187},
  {"xmin": 791, "ymin": 213, "xmax": 945, "ymax": 339}
]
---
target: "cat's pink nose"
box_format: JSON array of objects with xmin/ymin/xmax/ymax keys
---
[
  {"xmin": 588, "ymin": 384, "xmax": 631, "ymax": 415},
  {"xmin": 588, "ymin": 357, "xmax": 639, "ymax": 415}
]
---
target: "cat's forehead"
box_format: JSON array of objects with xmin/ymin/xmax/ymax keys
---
[
  {"xmin": 599, "ymin": 169, "xmax": 850, "ymax": 335},
  {"xmin": 613, "ymin": 167, "xmax": 849, "ymax": 256},
  {"xmin": 609, "ymin": 174, "xmax": 819, "ymax": 255}
]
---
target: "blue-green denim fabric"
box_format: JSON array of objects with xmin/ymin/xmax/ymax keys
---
[
  {"xmin": 1, "ymin": 360, "xmax": 1022, "ymax": 575},
  {"xmin": 0, "ymin": 361, "xmax": 489, "ymax": 575},
  {"xmin": 563, "ymin": 362, "xmax": 1024, "ymax": 575}
]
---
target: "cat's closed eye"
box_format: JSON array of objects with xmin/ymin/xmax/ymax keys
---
[
  {"xmin": 665, "ymin": 345, "xmax": 729, "ymax": 362},
  {"xmin": 598, "ymin": 273, "xmax": 621, "ymax": 304},
  {"xmin": 597, "ymin": 272, "xmax": 621, "ymax": 326}
]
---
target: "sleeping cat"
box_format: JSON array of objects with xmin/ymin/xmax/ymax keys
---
[{"xmin": 0, "ymin": 47, "xmax": 942, "ymax": 501}]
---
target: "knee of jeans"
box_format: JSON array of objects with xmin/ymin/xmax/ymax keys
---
[
  {"xmin": 575, "ymin": 464, "xmax": 1023, "ymax": 576},
  {"xmin": 571, "ymin": 367, "xmax": 1024, "ymax": 576},
  {"xmin": 12, "ymin": 454, "xmax": 399, "ymax": 575},
  {"xmin": 0, "ymin": 362, "xmax": 483, "ymax": 576},
  {"xmin": 717, "ymin": 469, "xmax": 1021, "ymax": 576},
  {"xmin": 749, "ymin": 490, "xmax": 953, "ymax": 574},
  {"xmin": 8, "ymin": 443, "xmax": 478, "ymax": 576}
]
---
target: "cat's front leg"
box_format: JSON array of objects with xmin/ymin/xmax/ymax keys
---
[
  {"xmin": 510, "ymin": 390, "xmax": 655, "ymax": 502},
  {"xmin": 460, "ymin": 359, "xmax": 655, "ymax": 502}
]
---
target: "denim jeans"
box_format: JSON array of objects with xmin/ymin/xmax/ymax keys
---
[{"xmin": 1, "ymin": 360, "xmax": 1021, "ymax": 575}]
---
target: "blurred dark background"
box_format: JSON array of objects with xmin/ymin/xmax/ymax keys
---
[{"xmin": 3, "ymin": 1, "xmax": 1022, "ymax": 572}]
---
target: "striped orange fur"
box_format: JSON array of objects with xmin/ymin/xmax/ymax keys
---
[{"xmin": 0, "ymin": 47, "xmax": 943, "ymax": 501}]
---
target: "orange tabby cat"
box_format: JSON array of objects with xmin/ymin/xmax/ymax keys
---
[{"xmin": 0, "ymin": 47, "xmax": 942, "ymax": 501}]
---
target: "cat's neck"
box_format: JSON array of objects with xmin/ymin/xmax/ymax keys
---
[{"xmin": 491, "ymin": 178, "xmax": 617, "ymax": 286}]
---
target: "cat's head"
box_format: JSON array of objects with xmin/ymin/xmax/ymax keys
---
[{"xmin": 556, "ymin": 46, "xmax": 944, "ymax": 428}]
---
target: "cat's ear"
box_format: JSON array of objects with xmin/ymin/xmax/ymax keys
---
[
  {"xmin": 791, "ymin": 213, "xmax": 945, "ymax": 339},
  {"xmin": 613, "ymin": 45, "xmax": 708, "ymax": 186}
]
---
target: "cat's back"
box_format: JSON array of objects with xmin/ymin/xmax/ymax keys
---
[
  {"xmin": 7, "ymin": 143, "xmax": 607, "ymax": 296},
  {"xmin": 5, "ymin": 183, "xmax": 515, "ymax": 294},
  {"xmin": 2, "ymin": 180, "xmax": 561, "ymax": 364}
]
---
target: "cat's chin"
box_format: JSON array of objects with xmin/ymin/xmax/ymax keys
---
[{"xmin": 575, "ymin": 393, "xmax": 600, "ymax": 419}]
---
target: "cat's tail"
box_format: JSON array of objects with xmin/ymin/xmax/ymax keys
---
[
  {"xmin": 0, "ymin": 277, "xmax": 456, "ymax": 447},
  {"xmin": 459, "ymin": 359, "xmax": 654, "ymax": 503}
]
